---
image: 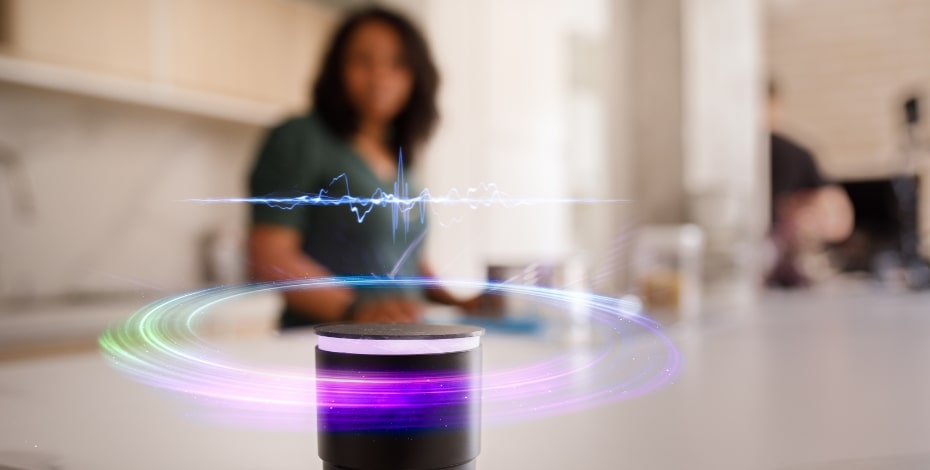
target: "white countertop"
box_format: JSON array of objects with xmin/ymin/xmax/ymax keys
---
[
  {"xmin": 2, "ymin": 287, "xmax": 930, "ymax": 469},
  {"xmin": 0, "ymin": 291, "xmax": 282, "ymax": 351}
]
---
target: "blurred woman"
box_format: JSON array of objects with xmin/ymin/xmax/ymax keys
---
[{"xmin": 249, "ymin": 7, "xmax": 477, "ymax": 328}]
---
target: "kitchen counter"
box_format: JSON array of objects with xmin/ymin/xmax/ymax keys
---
[
  {"xmin": 0, "ymin": 291, "xmax": 281, "ymax": 360},
  {"xmin": 2, "ymin": 287, "xmax": 930, "ymax": 469}
]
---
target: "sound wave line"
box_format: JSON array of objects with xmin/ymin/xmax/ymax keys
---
[{"xmin": 188, "ymin": 151, "xmax": 630, "ymax": 236}]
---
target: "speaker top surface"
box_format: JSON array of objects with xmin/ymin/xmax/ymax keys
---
[{"xmin": 315, "ymin": 323, "xmax": 484, "ymax": 340}]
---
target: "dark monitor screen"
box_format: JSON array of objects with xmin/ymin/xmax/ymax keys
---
[{"xmin": 835, "ymin": 176, "xmax": 919, "ymax": 271}]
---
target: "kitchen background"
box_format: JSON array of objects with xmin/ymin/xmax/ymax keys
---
[{"xmin": 1, "ymin": 0, "xmax": 929, "ymax": 354}]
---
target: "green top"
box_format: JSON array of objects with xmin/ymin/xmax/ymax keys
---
[{"xmin": 249, "ymin": 113, "xmax": 427, "ymax": 327}]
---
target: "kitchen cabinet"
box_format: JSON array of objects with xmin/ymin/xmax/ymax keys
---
[
  {"xmin": 1, "ymin": 0, "xmax": 153, "ymax": 80},
  {"xmin": 0, "ymin": 0, "xmax": 338, "ymax": 123}
]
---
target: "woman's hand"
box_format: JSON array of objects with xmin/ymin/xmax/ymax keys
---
[
  {"xmin": 249, "ymin": 224, "xmax": 354, "ymax": 322},
  {"xmin": 418, "ymin": 261, "xmax": 504, "ymax": 316}
]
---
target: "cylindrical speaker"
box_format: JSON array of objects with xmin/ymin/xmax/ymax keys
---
[{"xmin": 315, "ymin": 323, "xmax": 484, "ymax": 470}]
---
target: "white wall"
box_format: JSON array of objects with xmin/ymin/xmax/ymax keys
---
[
  {"xmin": 418, "ymin": 0, "xmax": 764, "ymax": 300},
  {"xmin": 623, "ymin": 0, "xmax": 764, "ymax": 230},
  {"xmin": 683, "ymin": 0, "xmax": 764, "ymax": 306},
  {"xmin": 617, "ymin": 0, "xmax": 763, "ymax": 306},
  {"xmin": 0, "ymin": 83, "xmax": 261, "ymax": 300},
  {"xmin": 417, "ymin": 0, "xmax": 616, "ymax": 290},
  {"xmin": 683, "ymin": 0, "xmax": 763, "ymax": 201},
  {"xmin": 627, "ymin": 0, "xmax": 686, "ymax": 224}
]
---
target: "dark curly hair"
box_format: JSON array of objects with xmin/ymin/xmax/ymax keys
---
[{"xmin": 312, "ymin": 6, "xmax": 440, "ymax": 168}]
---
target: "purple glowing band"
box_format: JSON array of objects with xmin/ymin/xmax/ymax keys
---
[
  {"xmin": 317, "ymin": 336, "xmax": 481, "ymax": 355},
  {"xmin": 316, "ymin": 368, "xmax": 480, "ymax": 431}
]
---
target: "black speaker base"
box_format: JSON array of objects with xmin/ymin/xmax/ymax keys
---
[{"xmin": 323, "ymin": 460, "xmax": 476, "ymax": 470}]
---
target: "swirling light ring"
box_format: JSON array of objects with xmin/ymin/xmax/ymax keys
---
[{"xmin": 99, "ymin": 277, "xmax": 680, "ymax": 429}]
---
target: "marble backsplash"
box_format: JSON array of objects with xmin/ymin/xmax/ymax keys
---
[{"xmin": 0, "ymin": 82, "xmax": 264, "ymax": 301}]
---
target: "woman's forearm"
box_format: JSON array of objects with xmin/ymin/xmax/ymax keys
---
[{"xmin": 249, "ymin": 225, "xmax": 354, "ymax": 322}]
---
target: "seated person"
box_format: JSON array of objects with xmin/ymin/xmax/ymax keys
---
[
  {"xmin": 767, "ymin": 82, "xmax": 853, "ymax": 287},
  {"xmin": 248, "ymin": 7, "xmax": 478, "ymax": 328}
]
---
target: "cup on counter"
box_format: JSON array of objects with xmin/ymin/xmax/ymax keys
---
[
  {"xmin": 484, "ymin": 258, "xmax": 593, "ymax": 342},
  {"xmin": 632, "ymin": 225, "xmax": 704, "ymax": 319}
]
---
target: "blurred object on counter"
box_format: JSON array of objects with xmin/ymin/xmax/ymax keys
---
[
  {"xmin": 892, "ymin": 94, "xmax": 930, "ymax": 289},
  {"xmin": 486, "ymin": 262, "xmax": 566, "ymax": 318},
  {"xmin": 632, "ymin": 224, "xmax": 704, "ymax": 318},
  {"xmin": 688, "ymin": 186, "xmax": 756, "ymax": 309},
  {"xmin": 485, "ymin": 256, "xmax": 593, "ymax": 343},
  {"xmin": 199, "ymin": 227, "xmax": 246, "ymax": 286}
]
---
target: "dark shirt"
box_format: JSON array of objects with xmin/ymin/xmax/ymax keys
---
[
  {"xmin": 770, "ymin": 132, "xmax": 826, "ymax": 223},
  {"xmin": 249, "ymin": 113, "xmax": 426, "ymax": 328}
]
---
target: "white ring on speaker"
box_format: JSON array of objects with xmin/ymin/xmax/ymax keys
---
[{"xmin": 317, "ymin": 336, "xmax": 481, "ymax": 355}]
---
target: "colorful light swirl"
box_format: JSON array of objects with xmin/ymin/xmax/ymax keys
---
[{"xmin": 98, "ymin": 277, "xmax": 680, "ymax": 430}]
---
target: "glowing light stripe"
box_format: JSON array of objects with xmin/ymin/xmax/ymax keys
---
[
  {"xmin": 187, "ymin": 152, "xmax": 630, "ymax": 238},
  {"xmin": 317, "ymin": 336, "xmax": 481, "ymax": 355}
]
